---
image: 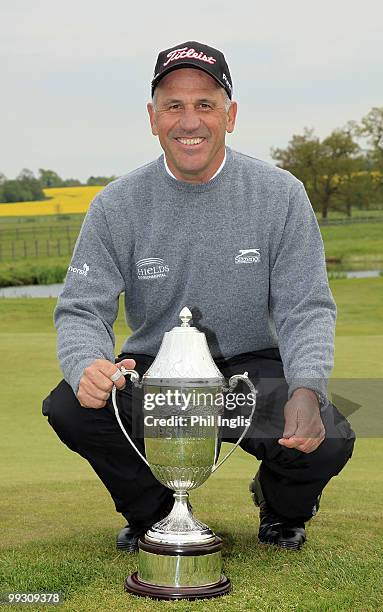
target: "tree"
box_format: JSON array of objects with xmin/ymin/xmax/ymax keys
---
[
  {"xmin": 18, "ymin": 168, "xmax": 46, "ymax": 201},
  {"xmin": 38, "ymin": 168, "xmax": 64, "ymax": 188},
  {"xmin": 1, "ymin": 180, "xmax": 32, "ymax": 202},
  {"xmin": 356, "ymin": 107, "xmax": 383, "ymax": 202},
  {"xmin": 62, "ymin": 178, "xmax": 82, "ymax": 186},
  {"xmin": 87, "ymin": 175, "xmax": 116, "ymax": 186},
  {"xmin": 358, "ymin": 107, "xmax": 383, "ymax": 166},
  {"xmin": 0, "ymin": 168, "xmax": 46, "ymax": 203},
  {"xmin": 0, "ymin": 173, "xmax": 7, "ymax": 199},
  {"xmin": 271, "ymin": 127, "xmax": 376, "ymax": 219},
  {"xmin": 17, "ymin": 168, "xmax": 36, "ymax": 181}
]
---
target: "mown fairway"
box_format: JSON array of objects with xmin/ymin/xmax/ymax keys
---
[{"xmin": 0, "ymin": 278, "xmax": 382, "ymax": 611}]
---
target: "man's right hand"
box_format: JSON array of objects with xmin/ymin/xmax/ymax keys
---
[{"xmin": 77, "ymin": 358, "xmax": 136, "ymax": 409}]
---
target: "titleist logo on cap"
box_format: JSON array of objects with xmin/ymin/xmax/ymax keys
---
[
  {"xmin": 163, "ymin": 47, "xmax": 217, "ymax": 67},
  {"xmin": 151, "ymin": 41, "xmax": 233, "ymax": 99}
]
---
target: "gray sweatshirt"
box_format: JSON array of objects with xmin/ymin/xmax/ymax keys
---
[{"xmin": 54, "ymin": 147, "xmax": 336, "ymax": 401}]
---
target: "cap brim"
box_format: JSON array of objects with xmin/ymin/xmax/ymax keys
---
[{"xmin": 151, "ymin": 62, "xmax": 229, "ymax": 97}]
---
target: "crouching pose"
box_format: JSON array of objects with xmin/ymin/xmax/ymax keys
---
[{"xmin": 43, "ymin": 41, "xmax": 355, "ymax": 552}]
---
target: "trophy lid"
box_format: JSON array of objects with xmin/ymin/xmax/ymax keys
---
[{"xmin": 143, "ymin": 307, "xmax": 224, "ymax": 385}]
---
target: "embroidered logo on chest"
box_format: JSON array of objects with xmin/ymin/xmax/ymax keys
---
[
  {"xmin": 136, "ymin": 257, "xmax": 169, "ymax": 280},
  {"xmin": 234, "ymin": 249, "xmax": 261, "ymax": 264}
]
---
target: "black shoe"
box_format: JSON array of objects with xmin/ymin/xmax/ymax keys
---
[
  {"xmin": 249, "ymin": 471, "xmax": 309, "ymax": 551},
  {"xmin": 116, "ymin": 498, "xmax": 179, "ymax": 552},
  {"xmin": 258, "ymin": 503, "xmax": 306, "ymax": 550},
  {"xmin": 116, "ymin": 524, "xmax": 147, "ymax": 552}
]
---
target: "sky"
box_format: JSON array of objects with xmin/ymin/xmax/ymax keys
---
[{"xmin": 1, "ymin": 0, "xmax": 382, "ymax": 182}]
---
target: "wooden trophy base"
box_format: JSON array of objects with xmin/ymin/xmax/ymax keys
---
[
  {"xmin": 125, "ymin": 572, "xmax": 231, "ymax": 601},
  {"xmin": 124, "ymin": 536, "xmax": 231, "ymax": 600}
]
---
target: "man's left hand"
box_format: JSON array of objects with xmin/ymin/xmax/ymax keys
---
[{"xmin": 278, "ymin": 388, "xmax": 325, "ymax": 454}]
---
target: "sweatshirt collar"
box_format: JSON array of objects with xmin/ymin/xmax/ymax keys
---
[{"xmin": 163, "ymin": 150, "xmax": 227, "ymax": 182}]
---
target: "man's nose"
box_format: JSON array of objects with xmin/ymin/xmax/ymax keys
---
[{"xmin": 178, "ymin": 108, "xmax": 201, "ymax": 132}]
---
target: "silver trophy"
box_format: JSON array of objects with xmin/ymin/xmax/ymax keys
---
[{"xmin": 112, "ymin": 307, "xmax": 257, "ymax": 600}]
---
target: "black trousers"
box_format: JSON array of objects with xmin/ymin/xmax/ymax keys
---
[{"xmin": 42, "ymin": 349, "xmax": 355, "ymax": 525}]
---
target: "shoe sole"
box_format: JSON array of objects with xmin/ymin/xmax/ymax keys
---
[
  {"xmin": 116, "ymin": 542, "xmax": 139, "ymax": 552},
  {"xmin": 258, "ymin": 538, "xmax": 303, "ymax": 551}
]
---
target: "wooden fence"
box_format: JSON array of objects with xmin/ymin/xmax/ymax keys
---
[
  {"xmin": 0, "ymin": 237, "xmax": 76, "ymax": 261},
  {"xmin": 318, "ymin": 216, "xmax": 383, "ymax": 225}
]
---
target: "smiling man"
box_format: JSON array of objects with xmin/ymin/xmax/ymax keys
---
[
  {"xmin": 147, "ymin": 67, "xmax": 236, "ymax": 182},
  {"xmin": 43, "ymin": 41, "xmax": 355, "ymax": 554}
]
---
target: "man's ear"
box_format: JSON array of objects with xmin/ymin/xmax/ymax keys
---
[
  {"xmin": 226, "ymin": 101, "xmax": 238, "ymax": 134},
  {"xmin": 147, "ymin": 103, "xmax": 158, "ymax": 136}
]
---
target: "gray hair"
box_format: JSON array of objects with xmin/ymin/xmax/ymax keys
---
[{"xmin": 151, "ymin": 87, "xmax": 232, "ymax": 113}]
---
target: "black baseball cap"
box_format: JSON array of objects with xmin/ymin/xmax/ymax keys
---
[{"xmin": 151, "ymin": 41, "xmax": 233, "ymax": 99}]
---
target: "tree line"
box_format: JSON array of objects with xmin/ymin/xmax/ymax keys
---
[{"xmin": 0, "ymin": 169, "xmax": 117, "ymax": 203}]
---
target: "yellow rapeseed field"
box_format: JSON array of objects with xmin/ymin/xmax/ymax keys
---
[{"xmin": 0, "ymin": 186, "xmax": 103, "ymax": 217}]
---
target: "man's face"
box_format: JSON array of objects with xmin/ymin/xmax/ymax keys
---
[{"xmin": 147, "ymin": 68, "xmax": 237, "ymax": 183}]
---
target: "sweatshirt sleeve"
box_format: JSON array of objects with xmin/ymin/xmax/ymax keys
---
[
  {"xmin": 269, "ymin": 181, "xmax": 336, "ymax": 405},
  {"xmin": 54, "ymin": 193, "xmax": 125, "ymax": 396}
]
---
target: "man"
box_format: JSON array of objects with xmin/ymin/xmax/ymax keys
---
[{"xmin": 43, "ymin": 41, "xmax": 355, "ymax": 552}]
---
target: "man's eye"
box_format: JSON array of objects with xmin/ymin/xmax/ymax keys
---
[
  {"xmin": 199, "ymin": 103, "xmax": 212, "ymax": 110},
  {"xmin": 168, "ymin": 104, "xmax": 181, "ymax": 111}
]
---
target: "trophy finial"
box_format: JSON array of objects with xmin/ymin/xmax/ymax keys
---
[{"xmin": 179, "ymin": 306, "xmax": 193, "ymax": 327}]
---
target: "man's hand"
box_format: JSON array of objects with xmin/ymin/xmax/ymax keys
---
[
  {"xmin": 278, "ymin": 388, "xmax": 325, "ymax": 454},
  {"xmin": 77, "ymin": 358, "xmax": 136, "ymax": 409}
]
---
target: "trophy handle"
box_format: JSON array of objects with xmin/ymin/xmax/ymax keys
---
[
  {"xmin": 111, "ymin": 366, "xmax": 151, "ymax": 468},
  {"xmin": 211, "ymin": 372, "xmax": 257, "ymax": 473}
]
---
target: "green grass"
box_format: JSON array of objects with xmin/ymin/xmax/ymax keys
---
[
  {"xmin": 0, "ymin": 215, "xmax": 83, "ymax": 239},
  {"xmin": 320, "ymin": 222, "xmax": 383, "ymax": 261},
  {"xmin": 0, "ymin": 280, "xmax": 382, "ymax": 611},
  {"xmin": 0, "ymin": 258, "xmax": 69, "ymax": 287},
  {"xmin": 331, "ymin": 277, "xmax": 383, "ymax": 336}
]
